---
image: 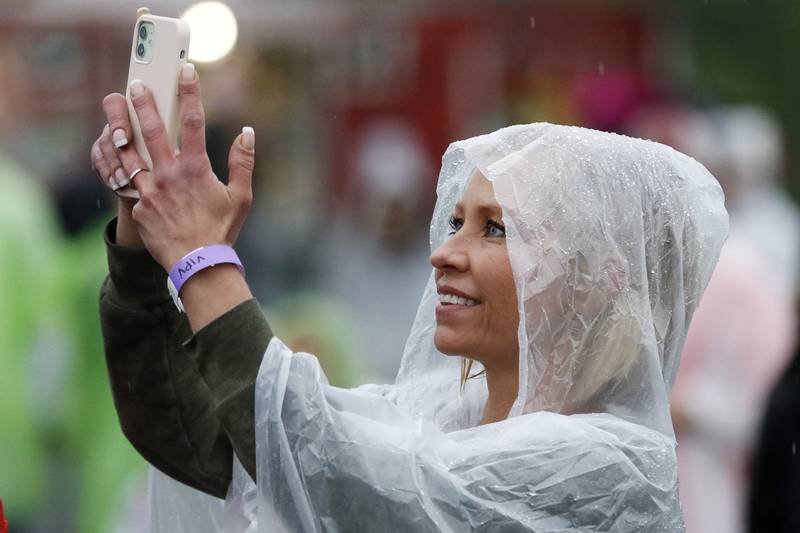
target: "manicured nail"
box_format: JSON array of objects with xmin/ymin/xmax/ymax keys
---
[
  {"xmin": 112, "ymin": 128, "xmax": 128, "ymax": 148},
  {"xmin": 241, "ymin": 126, "xmax": 255, "ymax": 150},
  {"xmin": 130, "ymin": 79, "xmax": 144, "ymax": 98},
  {"xmin": 181, "ymin": 63, "xmax": 196, "ymax": 82},
  {"xmin": 108, "ymin": 176, "xmax": 120, "ymax": 191},
  {"xmin": 115, "ymin": 167, "xmax": 130, "ymax": 188}
]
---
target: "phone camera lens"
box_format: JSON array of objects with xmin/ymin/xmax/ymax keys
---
[
  {"xmin": 139, "ymin": 25, "xmax": 148, "ymax": 39},
  {"xmin": 137, "ymin": 43, "xmax": 145, "ymax": 57}
]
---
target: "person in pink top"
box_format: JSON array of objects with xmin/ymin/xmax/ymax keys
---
[
  {"xmin": 671, "ymin": 230, "xmax": 795, "ymax": 533},
  {"xmin": 628, "ymin": 103, "xmax": 797, "ymax": 533}
]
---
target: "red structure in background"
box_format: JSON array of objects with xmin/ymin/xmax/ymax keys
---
[
  {"xmin": 0, "ymin": 497, "xmax": 8, "ymax": 533},
  {"xmin": 326, "ymin": 4, "xmax": 658, "ymax": 205}
]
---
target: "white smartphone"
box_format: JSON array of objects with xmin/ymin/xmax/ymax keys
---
[{"xmin": 117, "ymin": 7, "xmax": 190, "ymax": 199}]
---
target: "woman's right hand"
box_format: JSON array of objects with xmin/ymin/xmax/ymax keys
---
[{"xmin": 90, "ymin": 94, "xmax": 143, "ymax": 248}]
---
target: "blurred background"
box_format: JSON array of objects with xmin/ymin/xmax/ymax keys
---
[{"xmin": 0, "ymin": 0, "xmax": 798, "ymax": 531}]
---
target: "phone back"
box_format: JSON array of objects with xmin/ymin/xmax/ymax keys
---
[{"xmin": 125, "ymin": 13, "xmax": 190, "ymax": 170}]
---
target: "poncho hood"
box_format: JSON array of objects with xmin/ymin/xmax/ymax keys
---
[{"xmin": 396, "ymin": 123, "xmax": 728, "ymax": 437}]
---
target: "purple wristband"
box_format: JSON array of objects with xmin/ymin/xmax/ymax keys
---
[{"xmin": 167, "ymin": 245, "xmax": 244, "ymax": 296}]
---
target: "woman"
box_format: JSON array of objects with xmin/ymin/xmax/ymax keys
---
[{"xmin": 91, "ymin": 65, "xmax": 728, "ymax": 531}]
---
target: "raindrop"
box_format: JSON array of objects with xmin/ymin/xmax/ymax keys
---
[
  {"xmin": 597, "ymin": 62, "xmax": 605, "ymax": 76},
  {"xmin": 793, "ymin": 441, "xmax": 797, "ymax": 456},
  {"xmin": 530, "ymin": 16, "xmax": 536, "ymax": 29}
]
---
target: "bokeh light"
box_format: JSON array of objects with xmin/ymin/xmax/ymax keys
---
[{"xmin": 181, "ymin": 1, "xmax": 238, "ymax": 64}]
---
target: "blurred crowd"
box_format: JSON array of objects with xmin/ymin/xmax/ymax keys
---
[{"xmin": 1, "ymin": 1, "xmax": 798, "ymax": 532}]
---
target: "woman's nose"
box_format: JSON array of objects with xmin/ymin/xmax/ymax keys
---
[{"xmin": 430, "ymin": 237, "xmax": 468, "ymax": 273}]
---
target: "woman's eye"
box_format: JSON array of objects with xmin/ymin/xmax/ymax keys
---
[
  {"xmin": 448, "ymin": 215, "xmax": 463, "ymax": 235},
  {"xmin": 448, "ymin": 216, "xmax": 504, "ymax": 237},
  {"xmin": 486, "ymin": 220, "xmax": 506, "ymax": 238}
]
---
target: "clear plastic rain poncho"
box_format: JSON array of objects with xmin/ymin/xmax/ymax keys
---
[{"xmin": 146, "ymin": 123, "xmax": 728, "ymax": 532}]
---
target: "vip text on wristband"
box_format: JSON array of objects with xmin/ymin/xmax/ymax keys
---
[{"xmin": 167, "ymin": 245, "xmax": 245, "ymax": 296}]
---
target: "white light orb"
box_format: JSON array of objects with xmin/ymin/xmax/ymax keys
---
[{"xmin": 181, "ymin": 2, "xmax": 238, "ymax": 64}]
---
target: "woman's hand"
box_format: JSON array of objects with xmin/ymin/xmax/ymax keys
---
[
  {"xmin": 91, "ymin": 64, "xmax": 255, "ymax": 269},
  {"xmin": 91, "ymin": 64, "xmax": 256, "ymax": 331},
  {"xmin": 91, "ymin": 98, "xmax": 142, "ymax": 247},
  {"xmin": 127, "ymin": 65, "xmax": 255, "ymax": 271}
]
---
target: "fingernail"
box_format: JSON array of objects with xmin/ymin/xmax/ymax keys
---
[
  {"xmin": 241, "ymin": 126, "xmax": 255, "ymax": 150},
  {"xmin": 108, "ymin": 176, "xmax": 120, "ymax": 191},
  {"xmin": 112, "ymin": 128, "xmax": 128, "ymax": 148},
  {"xmin": 115, "ymin": 167, "xmax": 130, "ymax": 188},
  {"xmin": 130, "ymin": 79, "xmax": 144, "ymax": 98},
  {"xmin": 181, "ymin": 63, "xmax": 196, "ymax": 82},
  {"xmin": 103, "ymin": 124, "xmax": 110, "ymax": 135}
]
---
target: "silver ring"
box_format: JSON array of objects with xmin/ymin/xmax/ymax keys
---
[{"xmin": 129, "ymin": 167, "xmax": 146, "ymax": 181}]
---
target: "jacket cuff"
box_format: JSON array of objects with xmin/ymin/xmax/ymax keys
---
[
  {"xmin": 184, "ymin": 298, "xmax": 272, "ymax": 404},
  {"xmin": 103, "ymin": 217, "xmax": 171, "ymax": 307}
]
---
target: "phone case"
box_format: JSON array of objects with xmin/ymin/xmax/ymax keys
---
[{"xmin": 118, "ymin": 8, "xmax": 190, "ymax": 199}]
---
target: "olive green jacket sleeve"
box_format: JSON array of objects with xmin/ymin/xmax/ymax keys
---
[{"xmin": 99, "ymin": 219, "xmax": 270, "ymax": 499}]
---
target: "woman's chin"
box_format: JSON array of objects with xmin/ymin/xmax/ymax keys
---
[{"xmin": 433, "ymin": 328, "xmax": 468, "ymax": 356}]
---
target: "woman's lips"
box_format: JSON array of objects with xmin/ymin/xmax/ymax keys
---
[{"xmin": 435, "ymin": 301, "xmax": 481, "ymax": 321}]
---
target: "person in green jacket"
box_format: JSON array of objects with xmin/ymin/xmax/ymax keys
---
[
  {"xmin": 0, "ymin": 149, "xmax": 147, "ymax": 531},
  {"xmin": 0, "ymin": 153, "xmax": 59, "ymax": 528}
]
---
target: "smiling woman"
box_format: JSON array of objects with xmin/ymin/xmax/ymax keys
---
[{"xmin": 92, "ymin": 68, "xmax": 728, "ymax": 532}]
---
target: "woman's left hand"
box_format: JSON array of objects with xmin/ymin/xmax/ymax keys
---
[{"xmin": 111, "ymin": 63, "xmax": 255, "ymax": 271}]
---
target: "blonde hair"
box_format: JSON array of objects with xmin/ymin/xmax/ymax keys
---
[
  {"xmin": 460, "ymin": 358, "xmax": 485, "ymax": 390},
  {"xmin": 564, "ymin": 309, "xmax": 642, "ymax": 412},
  {"xmin": 457, "ymin": 301, "xmax": 642, "ymax": 413}
]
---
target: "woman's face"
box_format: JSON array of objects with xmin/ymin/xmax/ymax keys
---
[{"xmin": 430, "ymin": 172, "xmax": 519, "ymax": 370}]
